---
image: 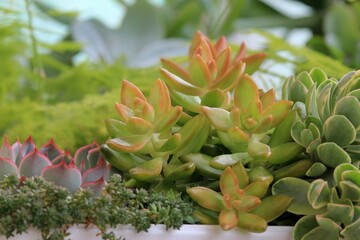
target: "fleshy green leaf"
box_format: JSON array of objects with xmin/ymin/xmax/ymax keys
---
[
  {"xmin": 323, "ymin": 115, "xmax": 356, "ymax": 147},
  {"xmin": 317, "ymin": 142, "xmax": 351, "ymax": 168}
]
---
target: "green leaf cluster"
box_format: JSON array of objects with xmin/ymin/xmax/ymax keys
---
[{"xmin": 0, "ymin": 174, "xmax": 192, "ymax": 240}]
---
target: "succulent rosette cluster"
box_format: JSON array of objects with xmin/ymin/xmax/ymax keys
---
[{"xmin": 0, "ymin": 136, "xmax": 109, "ymax": 194}]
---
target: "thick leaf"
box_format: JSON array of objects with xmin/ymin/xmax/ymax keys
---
[
  {"xmin": 269, "ymin": 110, "xmax": 299, "ymax": 147},
  {"xmin": 308, "ymin": 179, "xmax": 330, "ymax": 209},
  {"xmin": 201, "ymin": 89, "xmax": 225, "ymax": 107},
  {"xmin": 323, "ymin": 115, "xmax": 356, "ymax": 147},
  {"xmin": 248, "ymin": 140, "xmax": 270, "ymax": 159},
  {"xmin": 0, "ymin": 157, "xmax": 20, "ymax": 180},
  {"xmin": 234, "ymin": 74, "xmax": 259, "ymax": 111},
  {"xmin": 306, "ymin": 162, "xmax": 327, "ymax": 177},
  {"xmin": 187, "ymin": 186, "xmax": 224, "ymax": 212},
  {"xmin": 237, "ymin": 212, "xmax": 267, "ymax": 233},
  {"xmin": 82, "ymin": 158, "xmax": 108, "ymax": 183},
  {"xmin": 231, "ymin": 161, "xmax": 249, "ymax": 189},
  {"xmin": 268, "ymin": 142, "xmax": 304, "ymax": 164},
  {"xmin": 273, "ymin": 159, "xmax": 313, "ymax": 181},
  {"xmin": 189, "ymin": 54, "xmax": 211, "ymax": 88},
  {"xmin": 333, "ymin": 163, "xmax": 358, "ymax": 184},
  {"xmin": 16, "ymin": 136, "xmax": 36, "ymax": 166},
  {"xmin": 120, "ymin": 80, "xmax": 146, "ymax": 109},
  {"xmin": 39, "ymin": 139, "xmax": 63, "ymax": 161},
  {"xmin": 19, "ymin": 149, "xmax": 52, "ymax": 177},
  {"xmin": 74, "ymin": 141, "xmax": 98, "ymax": 168},
  {"xmin": 201, "ymin": 106, "xmax": 232, "ymax": 131},
  {"xmin": 211, "ymin": 61, "xmax": 245, "ymax": 91},
  {"xmin": 250, "ymin": 194, "xmax": 293, "ymax": 222},
  {"xmin": 41, "ymin": 160, "xmax": 82, "ymax": 193},
  {"xmin": 126, "ymin": 117, "xmax": 153, "ymax": 135},
  {"xmin": 106, "ymin": 135, "xmax": 150, "ymax": 153},
  {"xmin": 293, "ymin": 215, "xmax": 318, "ymax": 240},
  {"xmin": 317, "ymin": 142, "xmax": 351, "ymax": 168},
  {"xmin": 272, "ymin": 177, "xmax": 323, "ymax": 215},
  {"xmin": 148, "ymin": 79, "xmax": 172, "ymax": 117},
  {"xmin": 220, "ymin": 167, "xmax": 240, "ymax": 197},
  {"xmin": 210, "ymin": 152, "xmax": 250, "ymax": 170},
  {"xmin": 243, "ymin": 181, "xmax": 269, "ymax": 199},
  {"xmin": 129, "ymin": 157, "xmax": 163, "ymax": 182},
  {"xmin": 153, "ymin": 106, "xmax": 182, "ymax": 132},
  {"xmin": 160, "ymin": 58, "xmax": 191, "ymax": 83},
  {"xmin": 156, "ymin": 133, "xmax": 181, "ymax": 153},
  {"xmin": 334, "ymin": 96, "xmax": 360, "ymax": 129},
  {"xmin": 81, "ymin": 177, "xmax": 106, "ymax": 197},
  {"xmin": 163, "ymin": 161, "xmax": 195, "ymax": 181},
  {"xmin": 181, "ymin": 153, "xmax": 222, "ymax": 179},
  {"xmin": 219, "ymin": 209, "xmax": 238, "ymax": 230},
  {"xmin": 0, "ymin": 137, "xmax": 14, "ymax": 162}
]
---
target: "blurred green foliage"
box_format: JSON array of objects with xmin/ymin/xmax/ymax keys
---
[{"xmin": 0, "ymin": 0, "xmax": 356, "ymax": 151}]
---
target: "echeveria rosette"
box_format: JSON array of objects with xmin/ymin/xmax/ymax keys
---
[
  {"xmin": 201, "ymin": 74, "xmax": 293, "ymax": 163},
  {"xmin": 283, "ymin": 68, "xmax": 360, "ymax": 177},
  {"xmin": 187, "ymin": 161, "xmax": 292, "ymax": 232},
  {"xmin": 160, "ymin": 31, "xmax": 266, "ymax": 113},
  {"xmin": 273, "ymin": 163, "xmax": 360, "ymax": 240},
  {"xmin": 0, "ymin": 136, "xmax": 109, "ymax": 194}
]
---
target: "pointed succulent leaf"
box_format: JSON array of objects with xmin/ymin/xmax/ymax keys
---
[
  {"xmin": 132, "ymin": 98, "xmax": 155, "ymax": 122},
  {"xmin": 220, "ymin": 166, "xmax": 241, "ymax": 197},
  {"xmin": 126, "ymin": 117, "xmax": 153, "ymax": 135},
  {"xmin": 242, "ymin": 53, "xmax": 267, "ymax": 75},
  {"xmin": 129, "ymin": 157, "xmax": 163, "ymax": 182},
  {"xmin": 260, "ymin": 100, "xmax": 293, "ymax": 129},
  {"xmin": 201, "ymin": 89, "xmax": 225, "ymax": 107},
  {"xmin": 74, "ymin": 141, "xmax": 98, "ymax": 168},
  {"xmin": 234, "ymin": 74, "xmax": 259, "ymax": 111},
  {"xmin": 114, "ymin": 102, "xmax": 133, "ymax": 122},
  {"xmin": 317, "ymin": 142, "xmax": 351, "ymax": 168},
  {"xmin": 308, "ymin": 179, "xmax": 330, "ymax": 209},
  {"xmin": 211, "ymin": 61, "xmax": 245, "ymax": 91},
  {"xmin": 82, "ymin": 158, "xmax": 108, "ymax": 183},
  {"xmin": 268, "ymin": 142, "xmax": 304, "ymax": 164},
  {"xmin": 0, "ymin": 157, "xmax": 20, "ymax": 180},
  {"xmin": 106, "ymin": 135, "xmax": 150, "ymax": 153},
  {"xmin": 39, "ymin": 139, "xmax": 63, "ymax": 161},
  {"xmin": 186, "ymin": 186, "xmax": 224, "ymax": 212},
  {"xmin": 300, "ymin": 129, "xmax": 314, "ymax": 147},
  {"xmin": 310, "ymin": 67, "xmax": 328, "ymax": 84},
  {"xmin": 120, "ymin": 80, "xmax": 146, "ymax": 108},
  {"xmin": 160, "ymin": 68, "xmax": 204, "ymax": 96},
  {"xmin": 189, "ymin": 54, "xmax": 211, "ymax": 88},
  {"xmin": 180, "ymin": 153, "xmax": 222, "ymax": 179},
  {"xmin": 19, "ymin": 149, "xmax": 52, "ymax": 177},
  {"xmin": 237, "ymin": 212, "xmax": 267, "ymax": 233},
  {"xmin": 168, "ymin": 89, "xmax": 201, "ymax": 113},
  {"xmin": 323, "ymin": 115, "xmax": 356, "ymax": 147},
  {"xmin": 81, "ymin": 177, "xmax": 106, "ymax": 197},
  {"xmin": 251, "ymin": 194, "xmax": 293, "ymax": 222},
  {"xmin": 201, "ymin": 106, "xmax": 232, "ymax": 131},
  {"xmin": 16, "ymin": 136, "xmax": 36, "ymax": 166},
  {"xmin": 148, "ymin": 78, "xmax": 172, "ymax": 116},
  {"xmin": 308, "ymin": 123, "xmax": 321, "ymax": 140},
  {"xmin": 305, "ymin": 84, "xmax": 320, "ymax": 118},
  {"xmin": 231, "ymin": 161, "xmax": 249, "ymax": 188},
  {"xmin": 219, "ymin": 209, "xmax": 238, "ymax": 230},
  {"xmin": 105, "ymin": 118, "xmax": 132, "ymax": 138},
  {"xmin": 0, "ymin": 137, "xmax": 14, "ymax": 161},
  {"xmin": 160, "ymin": 58, "xmax": 191, "ymax": 83},
  {"xmin": 216, "ymin": 47, "xmax": 231, "ymax": 76},
  {"xmin": 86, "ymin": 148, "xmax": 101, "ymax": 169},
  {"xmin": 153, "ymin": 106, "xmax": 182, "ymax": 132},
  {"xmin": 260, "ymin": 89, "xmax": 276, "ymax": 110},
  {"xmin": 288, "ymin": 79, "xmax": 308, "ymax": 103},
  {"xmin": 296, "ymin": 71, "xmax": 314, "ymax": 89},
  {"xmin": 51, "ymin": 150, "xmax": 74, "ymax": 165},
  {"xmin": 41, "ymin": 160, "xmax": 82, "ymax": 193},
  {"xmin": 272, "ymin": 177, "xmax": 323, "ymax": 215}
]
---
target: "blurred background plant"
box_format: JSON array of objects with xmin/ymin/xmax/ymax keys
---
[{"xmin": 0, "ymin": 0, "xmax": 358, "ymax": 150}]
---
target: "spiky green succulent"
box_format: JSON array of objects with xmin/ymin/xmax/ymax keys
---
[{"xmin": 0, "ymin": 136, "xmax": 109, "ymax": 194}]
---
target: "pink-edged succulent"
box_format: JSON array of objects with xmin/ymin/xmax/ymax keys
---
[
  {"xmin": 0, "ymin": 136, "xmax": 109, "ymax": 194},
  {"xmin": 160, "ymin": 31, "xmax": 266, "ymax": 112}
]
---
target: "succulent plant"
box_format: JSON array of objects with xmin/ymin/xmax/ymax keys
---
[
  {"xmin": 160, "ymin": 31, "xmax": 266, "ymax": 113},
  {"xmin": 187, "ymin": 161, "xmax": 293, "ymax": 233},
  {"xmin": 273, "ymin": 163, "xmax": 360, "ymax": 240},
  {"xmin": 0, "ymin": 136, "xmax": 109, "ymax": 193},
  {"xmin": 282, "ymin": 68, "xmax": 360, "ymax": 178}
]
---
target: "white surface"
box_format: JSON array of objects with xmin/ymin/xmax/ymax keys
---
[{"xmin": 0, "ymin": 224, "xmax": 294, "ymax": 240}]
